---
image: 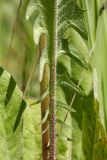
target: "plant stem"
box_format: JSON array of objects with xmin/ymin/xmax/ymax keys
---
[
  {"xmin": 39, "ymin": 33, "xmax": 50, "ymax": 160},
  {"xmin": 23, "ymin": 48, "xmax": 39, "ymax": 96},
  {"xmin": 6, "ymin": 0, "xmax": 22, "ymax": 67},
  {"xmin": 49, "ymin": 1, "xmax": 57, "ymax": 159},
  {"xmin": 22, "ymin": 51, "xmax": 27, "ymax": 92},
  {"xmin": 9, "ymin": 0, "xmax": 23, "ymax": 50},
  {"xmin": 41, "ymin": 64, "xmax": 50, "ymax": 160}
]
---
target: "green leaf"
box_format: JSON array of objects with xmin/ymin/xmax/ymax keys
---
[
  {"xmin": 57, "ymin": 101, "xmax": 75, "ymax": 113},
  {"xmin": 71, "ymin": 94, "xmax": 84, "ymax": 160},
  {"xmin": 56, "ymin": 87, "xmax": 72, "ymax": 159},
  {"xmin": 94, "ymin": 2, "xmax": 107, "ymax": 130},
  {"xmin": 63, "ymin": 27, "xmax": 89, "ymax": 63},
  {"xmin": 0, "ymin": 67, "xmax": 26, "ymax": 160},
  {"xmin": 57, "ymin": 119, "xmax": 70, "ymax": 129},
  {"xmin": 80, "ymin": 0, "xmax": 99, "ymax": 47},
  {"xmin": 58, "ymin": 0, "xmax": 87, "ymax": 41},
  {"xmin": 23, "ymin": 104, "xmax": 42, "ymax": 160},
  {"xmin": 82, "ymin": 93, "xmax": 107, "ymax": 160},
  {"xmin": 56, "ymin": 133, "xmax": 72, "ymax": 142},
  {"xmin": 61, "ymin": 39, "xmax": 88, "ymax": 69},
  {"xmin": 57, "ymin": 73, "xmax": 85, "ymax": 96}
]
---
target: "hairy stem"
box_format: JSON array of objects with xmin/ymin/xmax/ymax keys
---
[{"xmin": 49, "ymin": 1, "xmax": 57, "ymax": 159}]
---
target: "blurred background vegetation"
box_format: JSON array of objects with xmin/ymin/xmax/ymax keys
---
[
  {"xmin": 0, "ymin": 1, "xmax": 43, "ymax": 159},
  {"xmin": 0, "ymin": 0, "xmax": 39, "ymax": 98}
]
